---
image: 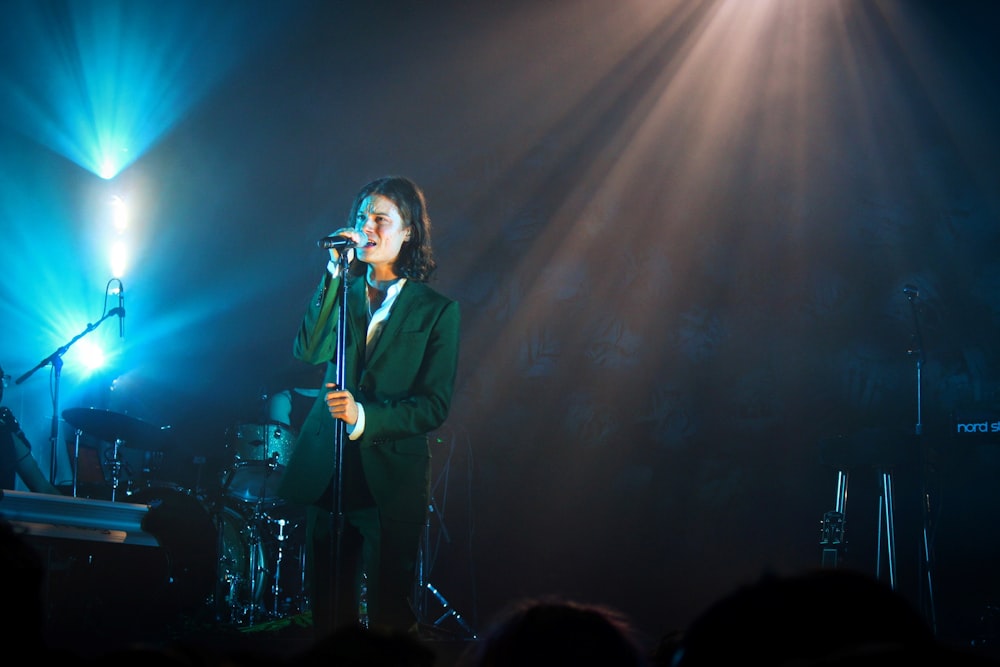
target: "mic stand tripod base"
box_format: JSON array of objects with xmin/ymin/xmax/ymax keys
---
[{"xmin": 416, "ymin": 581, "xmax": 476, "ymax": 640}]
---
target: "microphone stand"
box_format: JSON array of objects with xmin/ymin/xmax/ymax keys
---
[
  {"xmin": 905, "ymin": 287, "xmax": 937, "ymax": 634},
  {"xmin": 328, "ymin": 252, "xmax": 350, "ymax": 630},
  {"xmin": 414, "ymin": 435, "xmax": 476, "ymax": 639},
  {"xmin": 15, "ymin": 307, "xmax": 123, "ymax": 492}
]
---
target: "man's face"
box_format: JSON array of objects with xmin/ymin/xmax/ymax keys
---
[{"xmin": 353, "ymin": 194, "xmax": 410, "ymax": 266}]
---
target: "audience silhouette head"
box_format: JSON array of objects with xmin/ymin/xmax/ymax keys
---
[
  {"xmin": 286, "ymin": 624, "xmax": 436, "ymax": 667},
  {"xmin": 457, "ymin": 595, "xmax": 648, "ymax": 667},
  {"xmin": 668, "ymin": 568, "xmax": 944, "ymax": 666}
]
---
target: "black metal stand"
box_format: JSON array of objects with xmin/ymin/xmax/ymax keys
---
[
  {"xmin": 904, "ymin": 285, "xmax": 937, "ymax": 634},
  {"xmin": 412, "ymin": 436, "xmax": 476, "ymax": 639},
  {"xmin": 15, "ymin": 305, "xmax": 123, "ymax": 493},
  {"xmin": 413, "ymin": 498, "xmax": 475, "ymax": 639},
  {"xmin": 328, "ymin": 253, "xmax": 351, "ymax": 630}
]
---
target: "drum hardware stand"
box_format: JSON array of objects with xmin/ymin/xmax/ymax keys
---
[
  {"xmin": 246, "ymin": 456, "xmax": 287, "ymax": 621},
  {"xmin": 268, "ymin": 513, "xmax": 300, "ymax": 618},
  {"xmin": 245, "ymin": 500, "xmax": 265, "ymax": 626},
  {"xmin": 234, "ymin": 492, "xmax": 302, "ymax": 625},
  {"xmin": 211, "ymin": 494, "xmax": 237, "ymax": 624},
  {"xmin": 214, "ymin": 497, "xmax": 237, "ymax": 623},
  {"xmin": 70, "ymin": 428, "xmax": 82, "ymax": 498},
  {"xmin": 106, "ymin": 437, "xmax": 126, "ymax": 501}
]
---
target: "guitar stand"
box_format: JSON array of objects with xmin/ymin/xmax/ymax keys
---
[
  {"xmin": 819, "ymin": 469, "xmax": 847, "ymax": 569},
  {"xmin": 819, "ymin": 430, "xmax": 904, "ymax": 589}
]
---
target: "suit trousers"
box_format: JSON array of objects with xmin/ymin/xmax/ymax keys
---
[{"xmin": 305, "ymin": 495, "xmax": 424, "ymax": 636}]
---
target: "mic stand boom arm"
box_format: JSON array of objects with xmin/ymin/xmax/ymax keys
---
[{"xmin": 15, "ymin": 308, "xmax": 124, "ymax": 487}]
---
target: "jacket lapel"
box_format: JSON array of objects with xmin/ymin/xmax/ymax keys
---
[
  {"xmin": 347, "ymin": 277, "xmax": 369, "ymax": 365},
  {"xmin": 365, "ymin": 281, "xmax": 416, "ymax": 367}
]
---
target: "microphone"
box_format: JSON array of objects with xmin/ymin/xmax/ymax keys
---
[
  {"xmin": 317, "ymin": 235, "xmax": 373, "ymax": 250},
  {"xmin": 118, "ymin": 283, "xmax": 125, "ymax": 338},
  {"xmin": 903, "ymin": 284, "xmax": 919, "ymax": 299}
]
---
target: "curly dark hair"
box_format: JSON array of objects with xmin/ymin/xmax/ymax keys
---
[{"xmin": 347, "ymin": 175, "xmax": 437, "ymax": 282}]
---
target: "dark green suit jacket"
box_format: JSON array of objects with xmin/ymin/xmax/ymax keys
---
[{"xmin": 277, "ymin": 272, "xmax": 460, "ymax": 524}]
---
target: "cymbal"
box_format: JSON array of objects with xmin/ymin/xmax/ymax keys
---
[{"xmin": 62, "ymin": 407, "xmax": 171, "ymax": 450}]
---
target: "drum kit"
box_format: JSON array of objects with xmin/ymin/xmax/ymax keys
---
[{"xmin": 61, "ymin": 407, "xmax": 309, "ymax": 627}]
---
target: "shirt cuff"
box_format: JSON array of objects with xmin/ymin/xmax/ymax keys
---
[{"xmin": 347, "ymin": 403, "xmax": 365, "ymax": 440}]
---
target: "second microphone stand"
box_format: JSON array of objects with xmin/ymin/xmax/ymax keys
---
[
  {"xmin": 904, "ymin": 285, "xmax": 937, "ymax": 634},
  {"xmin": 15, "ymin": 305, "xmax": 124, "ymax": 493}
]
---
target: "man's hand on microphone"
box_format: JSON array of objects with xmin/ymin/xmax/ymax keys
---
[{"xmin": 326, "ymin": 228, "xmax": 367, "ymax": 262}]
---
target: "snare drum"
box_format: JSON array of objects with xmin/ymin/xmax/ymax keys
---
[
  {"xmin": 224, "ymin": 460, "xmax": 286, "ymax": 504},
  {"xmin": 224, "ymin": 422, "xmax": 297, "ymax": 504}
]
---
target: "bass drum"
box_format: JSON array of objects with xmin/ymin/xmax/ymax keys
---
[
  {"xmin": 128, "ymin": 484, "xmax": 267, "ymax": 624},
  {"xmin": 126, "ymin": 483, "xmax": 219, "ymax": 614}
]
